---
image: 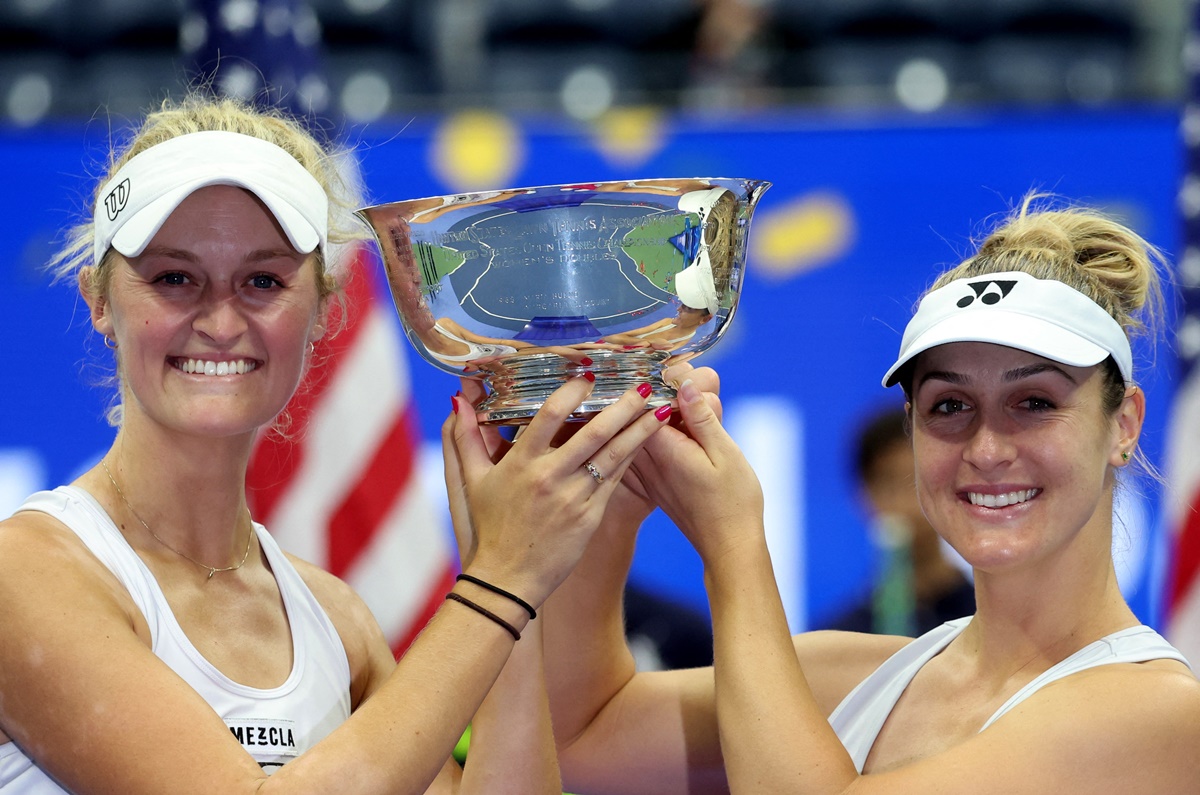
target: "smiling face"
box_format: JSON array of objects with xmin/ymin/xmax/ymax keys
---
[
  {"xmin": 85, "ymin": 185, "xmax": 328, "ymax": 440},
  {"xmin": 908, "ymin": 342, "xmax": 1140, "ymax": 574}
]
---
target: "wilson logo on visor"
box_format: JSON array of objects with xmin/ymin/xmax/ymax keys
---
[
  {"xmin": 956, "ymin": 279, "xmax": 1016, "ymax": 308},
  {"xmin": 103, "ymin": 178, "xmax": 131, "ymax": 221}
]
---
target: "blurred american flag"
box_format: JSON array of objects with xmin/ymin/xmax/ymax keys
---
[
  {"xmin": 184, "ymin": 0, "xmax": 455, "ymax": 657},
  {"xmin": 1166, "ymin": 0, "xmax": 1200, "ymax": 664}
]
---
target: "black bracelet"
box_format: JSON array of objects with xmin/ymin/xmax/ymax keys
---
[
  {"xmin": 456, "ymin": 573, "xmax": 537, "ymax": 620},
  {"xmin": 445, "ymin": 592, "xmax": 521, "ymax": 641}
]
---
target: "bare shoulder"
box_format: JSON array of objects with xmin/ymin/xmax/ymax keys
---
[
  {"xmin": 1052, "ymin": 657, "xmax": 1200, "ymax": 735},
  {"xmin": 857, "ymin": 660, "xmax": 1200, "ymax": 794},
  {"xmin": 0, "ymin": 509, "xmax": 146, "ymax": 743},
  {"xmin": 3, "ymin": 505, "xmax": 89, "ymax": 556},
  {"xmin": 793, "ymin": 629, "xmax": 912, "ymax": 716},
  {"xmin": 966, "ymin": 659, "xmax": 1200, "ymax": 793},
  {"xmin": 0, "ymin": 508, "xmax": 137, "ymax": 613},
  {"xmin": 284, "ymin": 553, "xmax": 396, "ymax": 706}
]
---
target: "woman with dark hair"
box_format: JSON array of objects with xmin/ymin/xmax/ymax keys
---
[{"xmin": 542, "ymin": 196, "xmax": 1200, "ymax": 794}]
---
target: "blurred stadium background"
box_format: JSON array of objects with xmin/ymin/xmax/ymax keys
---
[{"xmin": 0, "ymin": 0, "xmax": 1188, "ymax": 123}]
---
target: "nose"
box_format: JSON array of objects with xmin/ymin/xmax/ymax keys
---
[
  {"xmin": 962, "ymin": 417, "xmax": 1017, "ymax": 471},
  {"xmin": 192, "ymin": 289, "xmax": 248, "ymax": 345}
]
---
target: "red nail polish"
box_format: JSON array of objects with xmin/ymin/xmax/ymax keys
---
[
  {"xmin": 637, "ymin": 382, "xmax": 652, "ymax": 398},
  {"xmin": 583, "ymin": 372, "xmax": 596, "ymax": 383},
  {"xmin": 654, "ymin": 404, "xmax": 672, "ymax": 421},
  {"xmin": 450, "ymin": 396, "xmax": 459, "ymax": 414},
  {"xmin": 580, "ymin": 356, "xmax": 594, "ymax": 366}
]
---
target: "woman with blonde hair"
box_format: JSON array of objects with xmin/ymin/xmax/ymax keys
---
[{"xmin": 0, "ymin": 92, "xmax": 672, "ymax": 794}]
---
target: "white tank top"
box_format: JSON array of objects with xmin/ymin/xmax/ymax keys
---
[
  {"xmin": 0, "ymin": 486, "xmax": 353, "ymax": 792},
  {"xmin": 828, "ymin": 616, "xmax": 1191, "ymax": 772}
]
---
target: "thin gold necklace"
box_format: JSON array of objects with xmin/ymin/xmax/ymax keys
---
[{"xmin": 100, "ymin": 459, "xmax": 254, "ymax": 581}]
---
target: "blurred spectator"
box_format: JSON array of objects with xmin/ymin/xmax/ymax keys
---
[
  {"xmin": 823, "ymin": 406, "xmax": 975, "ymax": 636},
  {"xmin": 686, "ymin": 0, "xmax": 775, "ymax": 107},
  {"xmin": 625, "ymin": 581, "xmax": 714, "ymax": 670}
]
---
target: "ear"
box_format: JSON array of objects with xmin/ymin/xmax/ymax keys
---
[
  {"xmin": 1110, "ymin": 384, "xmax": 1145, "ymax": 467},
  {"xmin": 78, "ymin": 266, "xmax": 114, "ymax": 338},
  {"xmin": 309, "ymin": 296, "xmax": 331, "ymax": 343}
]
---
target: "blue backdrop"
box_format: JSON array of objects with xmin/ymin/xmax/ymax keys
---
[{"xmin": 0, "ymin": 106, "xmax": 1183, "ymax": 629}]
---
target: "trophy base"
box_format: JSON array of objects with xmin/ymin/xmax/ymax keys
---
[{"xmin": 474, "ymin": 349, "xmax": 676, "ymax": 425}]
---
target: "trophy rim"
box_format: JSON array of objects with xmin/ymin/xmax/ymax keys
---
[{"xmin": 354, "ymin": 176, "xmax": 772, "ymax": 214}]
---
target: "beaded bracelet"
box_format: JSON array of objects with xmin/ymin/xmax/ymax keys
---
[
  {"xmin": 456, "ymin": 573, "xmax": 537, "ymax": 620},
  {"xmin": 445, "ymin": 592, "xmax": 521, "ymax": 641}
]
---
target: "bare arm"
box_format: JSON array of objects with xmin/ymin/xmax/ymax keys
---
[
  {"xmin": 456, "ymin": 618, "xmax": 560, "ymax": 794},
  {"xmin": 644, "ymin": 381, "xmax": 1200, "ymax": 795},
  {"xmin": 544, "ymin": 493, "xmax": 729, "ymax": 795},
  {"xmin": 0, "ymin": 511, "xmax": 531, "ymax": 795},
  {"xmin": 438, "ymin": 386, "xmax": 562, "ymax": 795},
  {"xmin": 0, "ymin": 379, "xmax": 667, "ymax": 795},
  {"xmin": 537, "ymin": 364, "xmax": 727, "ymax": 794},
  {"xmin": 543, "ymin": 365, "xmax": 922, "ymax": 794},
  {"xmin": 542, "ymin": 486, "xmax": 900, "ymax": 795}
]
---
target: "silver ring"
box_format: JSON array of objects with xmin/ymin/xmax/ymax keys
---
[{"xmin": 584, "ymin": 460, "xmax": 605, "ymax": 484}]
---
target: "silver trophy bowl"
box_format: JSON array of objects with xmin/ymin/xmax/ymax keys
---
[{"xmin": 358, "ymin": 177, "xmax": 771, "ymax": 424}]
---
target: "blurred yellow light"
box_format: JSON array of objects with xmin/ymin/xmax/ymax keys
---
[
  {"xmin": 754, "ymin": 192, "xmax": 855, "ymax": 278},
  {"xmin": 430, "ymin": 110, "xmax": 525, "ymax": 191},
  {"xmin": 591, "ymin": 107, "xmax": 666, "ymax": 167}
]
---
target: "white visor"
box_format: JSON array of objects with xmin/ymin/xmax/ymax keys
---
[
  {"xmin": 882, "ymin": 270, "xmax": 1132, "ymax": 387},
  {"xmin": 674, "ymin": 187, "xmax": 732, "ymax": 313},
  {"xmin": 93, "ymin": 130, "xmax": 328, "ymax": 266}
]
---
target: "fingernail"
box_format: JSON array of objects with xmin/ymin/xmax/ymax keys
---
[
  {"xmin": 450, "ymin": 396, "xmax": 459, "ymax": 414},
  {"xmin": 655, "ymin": 404, "xmax": 673, "ymax": 421},
  {"xmin": 580, "ymin": 356, "xmax": 594, "ymax": 366},
  {"xmin": 636, "ymin": 382, "xmax": 652, "ymax": 398},
  {"xmin": 679, "ymin": 379, "xmax": 701, "ymax": 404},
  {"xmin": 623, "ymin": 345, "xmax": 639, "ymax": 350},
  {"xmin": 583, "ymin": 371, "xmax": 596, "ymax": 383}
]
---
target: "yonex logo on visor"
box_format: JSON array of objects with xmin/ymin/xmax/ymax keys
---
[
  {"xmin": 882, "ymin": 270, "xmax": 1133, "ymax": 388},
  {"xmin": 956, "ymin": 279, "xmax": 1015, "ymax": 308},
  {"xmin": 92, "ymin": 130, "xmax": 328, "ymax": 267}
]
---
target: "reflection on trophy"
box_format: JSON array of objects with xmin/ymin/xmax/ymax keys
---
[{"xmin": 358, "ymin": 178, "xmax": 771, "ymax": 424}]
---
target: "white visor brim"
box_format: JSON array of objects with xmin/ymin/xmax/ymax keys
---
[
  {"xmin": 882, "ymin": 270, "xmax": 1132, "ymax": 387},
  {"xmin": 94, "ymin": 130, "xmax": 328, "ymax": 266}
]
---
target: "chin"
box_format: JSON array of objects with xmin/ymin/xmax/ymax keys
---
[
  {"xmin": 169, "ymin": 404, "xmax": 283, "ymax": 439},
  {"xmin": 957, "ymin": 537, "xmax": 1046, "ymax": 573}
]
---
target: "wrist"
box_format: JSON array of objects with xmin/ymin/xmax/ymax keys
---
[
  {"xmin": 700, "ymin": 525, "xmax": 771, "ymax": 584},
  {"xmin": 446, "ymin": 580, "xmax": 534, "ymax": 641},
  {"xmin": 461, "ymin": 561, "xmax": 546, "ymax": 612},
  {"xmin": 456, "ymin": 572, "xmax": 537, "ymax": 619}
]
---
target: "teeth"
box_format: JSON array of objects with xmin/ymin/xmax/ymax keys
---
[
  {"xmin": 968, "ymin": 489, "xmax": 1039, "ymax": 508},
  {"xmin": 180, "ymin": 359, "xmax": 256, "ymax": 377}
]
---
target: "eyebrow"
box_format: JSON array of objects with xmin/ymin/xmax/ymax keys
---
[
  {"xmin": 1003, "ymin": 363, "xmax": 1077, "ymax": 384},
  {"xmin": 137, "ymin": 245, "xmax": 196, "ymax": 262},
  {"xmin": 916, "ymin": 370, "xmax": 968, "ymax": 388},
  {"xmin": 136, "ymin": 246, "xmax": 303, "ymax": 265},
  {"xmin": 916, "ymin": 362, "xmax": 1078, "ymax": 389}
]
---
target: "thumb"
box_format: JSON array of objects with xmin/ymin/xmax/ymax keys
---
[
  {"xmin": 677, "ymin": 378, "xmax": 730, "ymax": 452},
  {"xmin": 449, "ymin": 394, "xmax": 495, "ymax": 488},
  {"xmin": 440, "ymin": 411, "xmax": 472, "ymax": 543}
]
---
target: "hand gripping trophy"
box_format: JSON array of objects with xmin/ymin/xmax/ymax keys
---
[{"xmin": 358, "ymin": 178, "xmax": 770, "ymax": 424}]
